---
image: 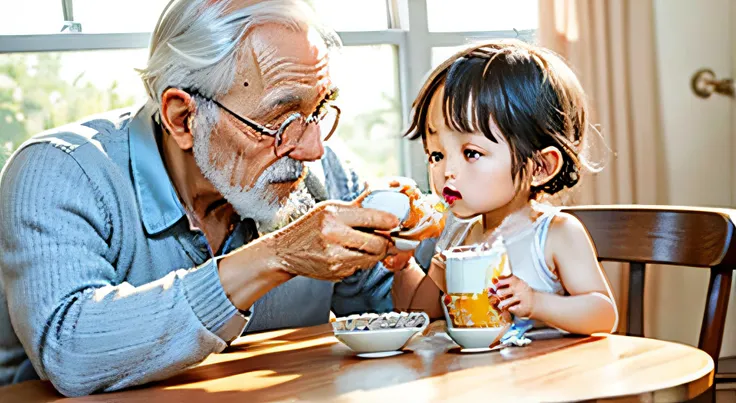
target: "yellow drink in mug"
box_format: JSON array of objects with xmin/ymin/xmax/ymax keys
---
[{"xmin": 442, "ymin": 240, "xmax": 513, "ymax": 329}]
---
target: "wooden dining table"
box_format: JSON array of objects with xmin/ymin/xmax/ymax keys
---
[{"xmin": 0, "ymin": 323, "xmax": 714, "ymax": 403}]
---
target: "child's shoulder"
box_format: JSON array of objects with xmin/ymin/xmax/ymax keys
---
[{"xmin": 546, "ymin": 211, "xmax": 594, "ymax": 254}]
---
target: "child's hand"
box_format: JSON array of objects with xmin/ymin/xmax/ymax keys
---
[
  {"xmin": 382, "ymin": 248, "xmax": 414, "ymax": 272},
  {"xmin": 495, "ymin": 275, "xmax": 537, "ymax": 318}
]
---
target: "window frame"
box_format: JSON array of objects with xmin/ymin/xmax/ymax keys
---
[{"xmin": 0, "ymin": 0, "xmax": 534, "ymax": 191}]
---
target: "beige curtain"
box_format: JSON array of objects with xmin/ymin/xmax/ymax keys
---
[{"xmin": 537, "ymin": 0, "xmax": 665, "ymax": 333}]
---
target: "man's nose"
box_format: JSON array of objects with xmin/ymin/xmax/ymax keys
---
[{"xmin": 278, "ymin": 123, "xmax": 324, "ymax": 161}]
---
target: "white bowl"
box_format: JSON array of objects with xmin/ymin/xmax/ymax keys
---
[
  {"xmin": 442, "ymin": 300, "xmax": 507, "ymax": 349},
  {"xmin": 335, "ymin": 327, "xmax": 420, "ymax": 354},
  {"xmin": 334, "ymin": 312, "xmax": 429, "ymax": 354},
  {"xmin": 446, "ymin": 326, "xmax": 506, "ymax": 350}
]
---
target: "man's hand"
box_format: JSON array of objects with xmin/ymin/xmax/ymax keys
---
[
  {"xmin": 264, "ymin": 199, "xmax": 400, "ymax": 281},
  {"xmin": 495, "ymin": 275, "xmax": 537, "ymax": 318}
]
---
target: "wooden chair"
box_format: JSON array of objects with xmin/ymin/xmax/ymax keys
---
[{"xmin": 562, "ymin": 205, "xmax": 736, "ymax": 383}]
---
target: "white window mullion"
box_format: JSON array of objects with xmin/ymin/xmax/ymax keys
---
[
  {"xmin": 0, "ymin": 33, "xmax": 151, "ymax": 53},
  {"xmin": 62, "ymin": 0, "xmax": 74, "ymax": 22},
  {"xmin": 397, "ymin": 0, "xmax": 432, "ymax": 192},
  {"xmin": 60, "ymin": 0, "xmax": 82, "ymax": 32},
  {"xmin": 388, "ymin": 0, "xmax": 412, "ymax": 183}
]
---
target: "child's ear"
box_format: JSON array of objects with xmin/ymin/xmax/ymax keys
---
[{"xmin": 531, "ymin": 146, "xmax": 564, "ymax": 187}]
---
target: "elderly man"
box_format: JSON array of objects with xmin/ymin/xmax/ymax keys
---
[{"xmin": 0, "ymin": 0, "xmax": 410, "ymax": 396}]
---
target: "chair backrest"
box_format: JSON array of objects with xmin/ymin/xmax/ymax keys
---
[{"xmin": 562, "ymin": 205, "xmax": 736, "ymax": 366}]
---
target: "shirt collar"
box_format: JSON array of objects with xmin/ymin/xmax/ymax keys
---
[{"xmin": 128, "ymin": 103, "xmax": 186, "ymax": 235}]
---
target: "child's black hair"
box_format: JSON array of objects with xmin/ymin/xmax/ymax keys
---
[{"xmin": 405, "ymin": 39, "xmax": 588, "ymax": 198}]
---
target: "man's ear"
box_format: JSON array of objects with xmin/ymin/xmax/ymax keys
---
[
  {"xmin": 531, "ymin": 146, "xmax": 564, "ymax": 187},
  {"xmin": 161, "ymin": 88, "xmax": 196, "ymax": 150}
]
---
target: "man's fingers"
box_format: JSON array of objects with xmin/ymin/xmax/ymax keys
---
[
  {"xmin": 336, "ymin": 206, "xmax": 400, "ymax": 231},
  {"xmin": 329, "ymin": 225, "xmax": 390, "ymax": 256}
]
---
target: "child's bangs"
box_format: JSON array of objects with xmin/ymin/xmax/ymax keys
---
[{"xmin": 442, "ymin": 55, "xmax": 501, "ymax": 144}]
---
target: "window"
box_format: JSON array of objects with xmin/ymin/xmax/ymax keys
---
[
  {"xmin": 0, "ymin": 1, "xmax": 63, "ymax": 35},
  {"xmin": 309, "ymin": 0, "xmax": 389, "ymax": 32},
  {"xmin": 329, "ymin": 45, "xmax": 401, "ymax": 180},
  {"xmin": 0, "ymin": 0, "xmax": 537, "ymax": 189},
  {"xmin": 426, "ymin": 0, "xmax": 538, "ymax": 32},
  {"xmin": 0, "ymin": 50, "xmax": 148, "ymax": 153},
  {"xmin": 72, "ymin": 0, "xmax": 171, "ymax": 33}
]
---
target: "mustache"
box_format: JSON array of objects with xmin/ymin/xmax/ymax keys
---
[{"xmin": 263, "ymin": 157, "xmax": 305, "ymax": 184}]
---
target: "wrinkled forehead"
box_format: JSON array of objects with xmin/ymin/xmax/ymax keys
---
[
  {"xmin": 228, "ymin": 23, "xmax": 333, "ymax": 118},
  {"xmin": 251, "ymin": 23, "xmax": 330, "ymax": 66}
]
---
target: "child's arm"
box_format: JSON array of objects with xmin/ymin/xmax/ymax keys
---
[
  {"xmin": 496, "ymin": 213, "xmax": 618, "ymax": 335},
  {"xmin": 389, "ymin": 255, "xmax": 444, "ymax": 318}
]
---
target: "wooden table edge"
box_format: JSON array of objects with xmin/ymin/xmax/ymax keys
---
[
  {"xmin": 589, "ymin": 370, "xmax": 713, "ymax": 403},
  {"xmin": 571, "ymin": 334, "xmax": 715, "ymax": 402}
]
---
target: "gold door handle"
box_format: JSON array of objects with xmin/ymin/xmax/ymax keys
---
[{"xmin": 691, "ymin": 68, "xmax": 734, "ymax": 98}]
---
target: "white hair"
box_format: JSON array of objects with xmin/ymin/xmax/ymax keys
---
[{"xmin": 138, "ymin": 0, "xmax": 341, "ymax": 106}]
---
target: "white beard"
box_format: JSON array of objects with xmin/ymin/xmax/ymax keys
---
[
  {"xmin": 190, "ymin": 102, "xmax": 311, "ymax": 231},
  {"xmin": 260, "ymin": 181, "xmax": 317, "ymax": 233}
]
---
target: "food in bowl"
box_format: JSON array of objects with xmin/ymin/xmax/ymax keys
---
[{"xmin": 331, "ymin": 311, "xmax": 427, "ymax": 332}]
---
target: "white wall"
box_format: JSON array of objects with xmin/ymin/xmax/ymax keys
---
[{"xmin": 651, "ymin": 0, "xmax": 736, "ymax": 356}]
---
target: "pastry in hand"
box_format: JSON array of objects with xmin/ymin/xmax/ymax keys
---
[
  {"xmin": 390, "ymin": 180, "xmax": 447, "ymax": 241},
  {"xmin": 360, "ymin": 177, "xmax": 448, "ymax": 248}
]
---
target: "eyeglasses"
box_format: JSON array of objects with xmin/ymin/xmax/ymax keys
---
[{"xmin": 199, "ymin": 91, "xmax": 341, "ymax": 148}]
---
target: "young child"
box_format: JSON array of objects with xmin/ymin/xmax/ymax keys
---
[{"xmin": 389, "ymin": 40, "xmax": 618, "ymax": 336}]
